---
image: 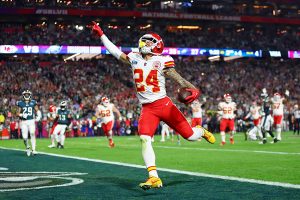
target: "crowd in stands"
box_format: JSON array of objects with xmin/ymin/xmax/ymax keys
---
[
  {"xmin": 1, "ymin": 22, "xmax": 299, "ymax": 50},
  {"xmin": 0, "ymin": 11, "xmax": 299, "ymax": 139},
  {"xmin": 0, "ymin": 55, "xmax": 299, "ymax": 139},
  {"xmin": 0, "ymin": 0, "xmax": 299, "ymax": 18}
]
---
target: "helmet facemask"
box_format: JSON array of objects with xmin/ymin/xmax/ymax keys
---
[
  {"xmin": 273, "ymin": 93, "xmax": 281, "ymax": 101},
  {"xmin": 101, "ymin": 97, "xmax": 110, "ymax": 107},
  {"xmin": 138, "ymin": 33, "xmax": 164, "ymax": 55},
  {"xmin": 22, "ymin": 90, "xmax": 32, "ymax": 101},
  {"xmin": 60, "ymin": 101, "xmax": 67, "ymax": 110},
  {"xmin": 224, "ymin": 94, "xmax": 232, "ymax": 103}
]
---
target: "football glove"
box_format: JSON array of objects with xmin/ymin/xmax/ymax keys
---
[
  {"xmin": 184, "ymin": 88, "xmax": 200, "ymax": 104},
  {"xmin": 20, "ymin": 113, "xmax": 28, "ymax": 119},
  {"xmin": 285, "ymin": 90, "xmax": 290, "ymax": 97},
  {"xmin": 91, "ymin": 21, "xmax": 104, "ymax": 37}
]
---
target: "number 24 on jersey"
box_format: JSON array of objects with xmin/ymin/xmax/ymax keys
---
[{"xmin": 134, "ymin": 69, "xmax": 160, "ymax": 93}]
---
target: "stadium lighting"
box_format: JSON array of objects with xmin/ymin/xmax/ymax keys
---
[
  {"xmin": 64, "ymin": 53, "xmax": 80, "ymax": 61},
  {"xmin": 223, "ymin": 56, "xmax": 243, "ymax": 61},
  {"xmin": 177, "ymin": 26, "xmax": 200, "ymax": 30},
  {"xmin": 208, "ymin": 55, "xmax": 220, "ymax": 62}
]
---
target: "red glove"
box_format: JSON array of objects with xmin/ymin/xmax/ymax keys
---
[
  {"xmin": 185, "ymin": 88, "xmax": 200, "ymax": 104},
  {"xmin": 91, "ymin": 21, "xmax": 104, "ymax": 37}
]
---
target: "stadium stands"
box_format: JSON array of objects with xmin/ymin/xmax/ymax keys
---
[
  {"xmin": 1, "ymin": 22, "xmax": 299, "ymax": 50},
  {"xmin": 0, "ymin": 0, "xmax": 299, "ymax": 137}
]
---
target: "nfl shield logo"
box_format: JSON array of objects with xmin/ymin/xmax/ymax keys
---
[{"xmin": 152, "ymin": 61, "xmax": 161, "ymax": 69}]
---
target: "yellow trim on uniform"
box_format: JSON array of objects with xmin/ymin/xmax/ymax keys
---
[{"xmin": 147, "ymin": 166, "xmax": 157, "ymax": 172}]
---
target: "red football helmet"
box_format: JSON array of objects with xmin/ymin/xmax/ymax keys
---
[
  {"xmin": 101, "ymin": 96, "xmax": 110, "ymax": 106},
  {"xmin": 273, "ymin": 92, "xmax": 281, "ymax": 101},
  {"xmin": 138, "ymin": 33, "xmax": 164, "ymax": 55},
  {"xmin": 224, "ymin": 94, "xmax": 232, "ymax": 103},
  {"xmin": 49, "ymin": 105, "xmax": 56, "ymax": 113}
]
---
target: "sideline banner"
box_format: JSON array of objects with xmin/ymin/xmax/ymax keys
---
[
  {"xmin": 0, "ymin": 8, "xmax": 300, "ymax": 25},
  {"xmin": 0, "ymin": 45, "xmax": 262, "ymax": 57}
]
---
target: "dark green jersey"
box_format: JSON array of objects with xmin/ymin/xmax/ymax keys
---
[
  {"xmin": 57, "ymin": 109, "xmax": 70, "ymax": 125},
  {"xmin": 17, "ymin": 100, "xmax": 37, "ymax": 120}
]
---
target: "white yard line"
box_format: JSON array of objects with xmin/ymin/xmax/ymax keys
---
[
  {"xmin": 1, "ymin": 146, "xmax": 300, "ymax": 189},
  {"xmin": 153, "ymin": 145, "xmax": 300, "ymax": 155}
]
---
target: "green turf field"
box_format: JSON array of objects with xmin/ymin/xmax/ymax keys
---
[{"xmin": 0, "ymin": 132, "xmax": 300, "ymax": 199}]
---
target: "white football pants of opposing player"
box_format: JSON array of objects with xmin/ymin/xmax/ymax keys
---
[
  {"xmin": 247, "ymin": 125, "xmax": 263, "ymax": 141},
  {"xmin": 52, "ymin": 124, "xmax": 67, "ymax": 146},
  {"xmin": 20, "ymin": 119, "xmax": 36, "ymax": 151},
  {"xmin": 160, "ymin": 124, "xmax": 170, "ymax": 142}
]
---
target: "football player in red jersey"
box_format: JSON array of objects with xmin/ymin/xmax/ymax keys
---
[
  {"xmin": 91, "ymin": 22, "xmax": 215, "ymax": 190},
  {"xmin": 95, "ymin": 96, "xmax": 122, "ymax": 148},
  {"xmin": 47, "ymin": 105, "xmax": 58, "ymax": 148},
  {"xmin": 218, "ymin": 94, "xmax": 237, "ymax": 146}
]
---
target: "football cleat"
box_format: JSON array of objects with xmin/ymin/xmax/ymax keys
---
[
  {"xmin": 199, "ymin": 126, "xmax": 215, "ymax": 144},
  {"xmin": 109, "ymin": 140, "xmax": 115, "ymax": 148},
  {"xmin": 26, "ymin": 148, "xmax": 31, "ymax": 157},
  {"xmin": 32, "ymin": 150, "xmax": 38, "ymax": 155},
  {"xmin": 270, "ymin": 138, "xmax": 279, "ymax": 144},
  {"xmin": 57, "ymin": 142, "xmax": 62, "ymax": 148},
  {"xmin": 259, "ymin": 140, "xmax": 267, "ymax": 144},
  {"xmin": 139, "ymin": 176, "xmax": 163, "ymax": 190},
  {"xmin": 220, "ymin": 141, "xmax": 226, "ymax": 146},
  {"xmin": 48, "ymin": 144, "xmax": 55, "ymax": 148},
  {"xmin": 230, "ymin": 138, "xmax": 234, "ymax": 144}
]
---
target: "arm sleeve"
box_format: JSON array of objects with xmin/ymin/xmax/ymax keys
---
[{"xmin": 100, "ymin": 35, "xmax": 123, "ymax": 60}]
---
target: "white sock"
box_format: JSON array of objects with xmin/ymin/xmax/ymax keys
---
[
  {"xmin": 161, "ymin": 132, "xmax": 165, "ymax": 141},
  {"xmin": 30, "ymin": 136, "xmax": 36, "ymax": 151},
  {"xmin": 60, "ymin": 134, "xmax": 65, "ymax": 145},
  {"xmin": 221, "ymin": 132, "xmax": 226, "ymax": 142},
  {"xmin": 51, "ymin": 135, "xmax": 55, "ymax": 145},
  {"xmin": 24, "ymin": 139, "xmax": 29, "ymax": 148},
  {"xmin": 55, "ymin": 134, "xmax": 60, "ymax": 143},
  {"xmin": 140, "ymin": 135, "xmax": 158, "ymax": 178},
  {"xmin": 187, "ymin": 127, "xmax": 204, "ymax": 141},
  {"xmin": 108, "ymin": 131, "xmax": 113, "ymax": 140},
  {"xmin": 276, "ymin": 127, "xmax": 282, "ymax": 140}
]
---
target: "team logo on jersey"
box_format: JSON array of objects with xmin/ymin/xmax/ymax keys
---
[
  {"xmin": 152, "ymin": 61, "xmax": 161, "ymax": 69},
  {"xmin": 0, "ymin": 168, "xmax": 86, "ymax": 192}
]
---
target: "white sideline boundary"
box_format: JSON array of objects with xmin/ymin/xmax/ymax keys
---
[
  {"xmin": 1, "ymin": 146, "xmax": 300, "ymax": 189},
  {"xmin": 154, "ymin": 145, "xmax": 300, "ymax": 155}
]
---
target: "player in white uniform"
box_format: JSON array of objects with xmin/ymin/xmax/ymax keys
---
[
  {"xmin": 95, "ymin": 96, "xmax": 121, "ymax": 148},
  {"xmin": 160, "ymin": 121, "xmax": 170, "ymax": 142},
  {"xmin": 271, "ymin": 93, "xmax": 286, "ymax": 141},
  {"xmin": 190, "ymin": 99, "xmax": 204, "ymax": 127},
  {"xmin": 293, "ymin": 104, "xmax": 300, "ymax": 135},
  {"xmin": 244, "ymin": 101, "xmax": 262, "ymax": 140},
  {"xmin": 218, "ymin": 94, "xmax": 236, "ymax": 146},
  {"xmin": 16, "ymin": 90, "xmax": 41, "ymax": 156},
  {"xmin": 91, "ymin": 21, "xmax": 215, "ymax": 190}
]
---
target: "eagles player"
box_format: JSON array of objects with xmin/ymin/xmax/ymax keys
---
[
  {"xmin": 91, "ymin": 22, "xmax": 215, "ymax": 190},
  {"xmin": 17, "ymin": 90, "xmax": 41, "ymax": 156},
  {"xmin": 52, "ymin": 101, "xmax": 71, "ymax": 149},
  {"xmin": 260, "ymin": 92, "xmax": 279, "ymax": 144}
]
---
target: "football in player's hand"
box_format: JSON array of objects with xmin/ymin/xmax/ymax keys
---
[{"xmin": 177, "ymin": 87, "xmax": 192, "ymax": 103}]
